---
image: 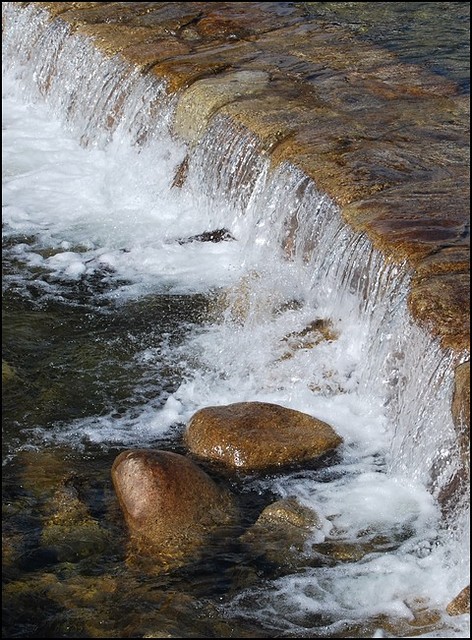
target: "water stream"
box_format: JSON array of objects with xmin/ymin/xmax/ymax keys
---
[{"xmin": 2, "ymin": 3, "xmax": 469, "ymax": 638}]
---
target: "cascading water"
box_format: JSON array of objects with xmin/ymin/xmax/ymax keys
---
[{"xmin": 2, "ymin": 3, "xmax": 469, "ymax": 638}]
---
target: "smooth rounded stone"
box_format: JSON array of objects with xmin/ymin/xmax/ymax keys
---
[
  {"xmin": 446, "ymin": 584, "xmax": 470, "ymax": 616},
  {"xmin": 111, "ymin": 449, "xmax": 236, "ymax": 570},
  {"xmin": 185, "ymin": 401, "xmax": 343, "ymax": 471},
  {"xmin": 173, "ymin": 70, "xmax": 270, "ymax": 144}
]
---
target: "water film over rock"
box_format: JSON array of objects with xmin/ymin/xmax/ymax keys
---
[
  {"xmin": 2, "ymin": 2, "xmax": 470, "ymax": 638},
  {"xmin": 111, "ymin": 449, "xmax": 237, "ymax": 571},
  {"xmin": 185, "ymin": 401, "xmax": 342, "ymax": 471}
]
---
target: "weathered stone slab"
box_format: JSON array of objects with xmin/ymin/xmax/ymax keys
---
[{"xmin": 174, "ymin": 70, "xmax": 269, "ymax": 144}]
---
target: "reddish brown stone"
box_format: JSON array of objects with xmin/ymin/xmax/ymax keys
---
[
  {"xmin": 185, "ymin": 401, "xmax": 342, "ymax": 471},
  {"xmin": 111, "ymin": 449, "xmax": 235, "ymax": 569}
]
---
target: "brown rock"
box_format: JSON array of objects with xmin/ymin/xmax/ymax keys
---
[
  {"xmin": 446, "ymin": 584, "xmax": 470, "ymax": 616},
  {"xmin": 452, "ymin": 360, "xmax": 470, "ymax": 494},
  {"xmin": 40, "ymin": 480, "xmax": 110, "ymax": 562},
  {"xmin": 452, "ymin": 361, "xmax": 471, "ymax": 434},
  {"xmin": 408, "ymin": 272, "xmax": 470, "ymax": 352},
  {"xmin": 173, "ymin": 69, "xmax": 269, "ymax": 144},
  {"xmin": 185, "ymin": 401, "xmax": 342, "ymax": 471},
  {"xmin": 436, "ymin": 363, "xmax": 470, "ymax": 518},
  {"xmin": 34, "ymin": 3, "xmax": 107, "ymax": 19},
  {"xmin": 111, "ymin": 449, "xmax": 236, "ymax": 569},
  {"xmin": 2, "ymin": 359, "xmax": 19, "ymax": 385},
  {"xmin": 19, "ymin": 2, "xmax": 468, "ymax": 360},
  {"xmin": 279, "ymin": 319, "xmax": 339, "ymax": 360},
  {"xmin": 240, "ymin": 497, "xmax": 322, "ymax": 569}
]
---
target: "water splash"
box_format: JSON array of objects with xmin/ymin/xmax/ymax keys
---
[{"xmin": 2, "ymin": 2, "xmax": 469, "ymax": 635}]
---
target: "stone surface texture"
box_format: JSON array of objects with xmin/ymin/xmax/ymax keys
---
[
  {"xmin": 111, "ymin": 449, "xmax": 235, "ymax": 569},
  {"xmin": 185, "ymin": 401, "xmax": 343, "ymax": 471}
]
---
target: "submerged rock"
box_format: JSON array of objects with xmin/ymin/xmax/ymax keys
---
[
  {"xmin": 111, "ymin": 449, "xmax": 236, "ymax": 571},
  {"xmin": 240, "ymin": 497, "xmax": 323, "ymax": 570},
  {"xmin": 279, "ymin": 318, "xmax": 339, "ymax": 360},
  {"xmin": 2, "ymin": 359, "xmax": 19, "ymax": 385},
  {"xmin": 40, "ymin": 480, "xmax": 110, "ymax": 563},
  {"xmin": 185, "ymin": 401, "xmax": 342, "ymax": 471}
]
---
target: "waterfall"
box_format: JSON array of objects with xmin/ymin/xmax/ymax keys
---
[{"xmin": 2, "ymin": 2, "xmax": 469, "ymax": 636}]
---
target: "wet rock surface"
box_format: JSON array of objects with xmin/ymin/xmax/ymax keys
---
[
  {"xmin": 185, "ymin": 401, "xmax": 343, "ymax": 471},
  {"xmin": 111, "ymin": 449, "xmax": 236, "ymax": 570},
  {"xmin": 25, "ymin": 1, "xmax": 469, "ymax": 413},
  {"xmin": 240, "ymin": 497, "xmax": 323, "ymax": 571},
  {"xmin": 446, "ymin": 584, "xmax": 470, "ymax": 616},
  {"xmin": 3, "ymin": 3, "xmax": 470, "ymax": 638}
]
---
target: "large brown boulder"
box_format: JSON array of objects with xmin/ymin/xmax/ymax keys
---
[
  {"xmin": 111, "ymin": 449, "xmax": 236, "ymax": 571},
  {"xmin": 184, "ymin": 401, "xmax": 342, "ymax": 471}
]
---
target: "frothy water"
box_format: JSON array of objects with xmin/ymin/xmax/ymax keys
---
[{"xmin": 2, "ymin": 3, "xmax": 469, "ymax": 638}]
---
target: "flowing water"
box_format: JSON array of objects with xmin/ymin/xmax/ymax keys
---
[{"xmin": 2, "ymin": 3, "xmax": 470, "ymax": 638}]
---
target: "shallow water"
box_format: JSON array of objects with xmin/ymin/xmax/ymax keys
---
[
  {"xmin": 299, "ymin": 2, "xmax": 470, "ymax": 92},
  {"xmin": 2, "ymin": 2, "xmax": 470, "ymax": 638}
]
